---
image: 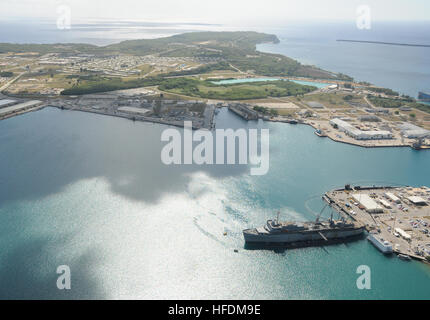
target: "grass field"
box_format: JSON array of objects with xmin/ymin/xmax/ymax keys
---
[
  {"xmin": 159, "ymin": 78, "xmax": 317, "ymax": 100},
  {"xmin": 296, "ymin": 92, "xmax": 365, "ymax": 109}
]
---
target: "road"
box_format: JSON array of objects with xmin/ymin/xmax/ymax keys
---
[
  {"xmin": 228, "ymin": 63, "xmax": 246, "ymax": 74},
  {"xmin": 0, "ymin": 71, "xmax": 26, "ymax": 92},
  {"xmin": 364, "ymin": 95, "xmax": 376, "ymax": 109}
]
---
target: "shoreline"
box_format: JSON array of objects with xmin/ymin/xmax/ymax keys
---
[
  {"xmin": 325, "ymin": 185, "xmax": 430, "ymax": 264},
  {"xmin": 337, "ymin": 39, "xmax": 430, "ymax": 48},
  {"xmin": 268, "ymin": 118, "xmax": 426, "ymax": 150},
  {"xmin": 1, "ymin": 103, "xmax": 428, "ymax": 150}
]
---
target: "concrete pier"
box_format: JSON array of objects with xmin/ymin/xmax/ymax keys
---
[{"xmin": 325, "ymin": 185, "xmax": 430, "ymax": 262}]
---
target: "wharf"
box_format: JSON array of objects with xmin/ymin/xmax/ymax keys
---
[{"xmin": 324, "ymin": 185, "xmax": 430, "ymax": 262}]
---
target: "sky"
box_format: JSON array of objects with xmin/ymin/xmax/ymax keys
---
[{"xmin": 0, "ymin": 0, "xmax": 429, "ymax": 25}]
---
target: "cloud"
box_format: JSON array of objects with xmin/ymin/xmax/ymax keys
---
[{"xmin": 0, "ymin": 0, "xmax": 429, "ymax": 24}]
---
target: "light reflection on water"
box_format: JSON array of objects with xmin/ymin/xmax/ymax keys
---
[{"xmin": 0, "ymin": 107, "xmax": 429, "ymax": 299}]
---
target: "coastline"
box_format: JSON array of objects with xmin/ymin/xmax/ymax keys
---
[
  {"xmin": 1, "ymin": 101, "xmax": 427, "ymax": 150},
  {"xmin": 337, "ymin": 39, "xmax": 430, "ymax": 48},
  {"xmin": 267, "ymin": 117, "xmax": 426, "ymax": 150},
  {"xmin": 1, "ymin": 94, "xmax": 430, "ymax": 299}
]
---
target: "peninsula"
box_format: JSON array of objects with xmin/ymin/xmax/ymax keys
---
[{"xmin": 0, "ymin": 31, "xmax": 429, "ymax": 146}]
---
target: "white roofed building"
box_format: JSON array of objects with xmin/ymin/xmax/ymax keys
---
[
  {"xmin": 407, "ymin": 196, "xmax": 427, "ymax": 206},
  {"xmin": 395, "ymin": 228, "xmax": 411, "ymax": 241},
  {"xmin": 398, "ymin": 123, "xmax": 430, "ymax": 139},
  {"xmin": 330, "ymin": 118, "xmax": 392, "ymax": 140},
  {"xmin": 385, "ymin": 192, "xmax": 401, "ymax": 203},
  {"xmin": 353, "ymin": 194, "xmax": 384, "ymax": 213}
]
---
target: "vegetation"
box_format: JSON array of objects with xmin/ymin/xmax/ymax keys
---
[
  {"xmin": 162, "ymin": 62, "xmax": 233, "ymax": 77},
  {"xmin": 0, "ymin": 31, "xmax": 352, "ymax": 80},
  {"xmin": 368, "ymin": 96, "xmax": 430, "ymax": 114},
  {"xmin": 227, "ymin": 55, "xmax": 352, "ymax": 80},
  {"xmin": 62, "ymin": 74, "xmax": 317, "ymax": 99},
  {"xmin": 253, "ymin": 106, "xmax": 278, "ymax": 116},
  {"xmin": 409, "ymin": 102, "xmax": 430, "ymax": 114},
  {"xmin": 300, "ymin": 92, "xmax": 363, "ymax": 109},
  {"xmin": 368, "ymin": 96, "xmax": 403, "ymax": 108},
  {"xmin": 106, "ymin": 31, "xmax": 280, "ymax": 56},
  {"xmin": 159, "ymin": 78, "xmax": 317, "ymax": 100},
  {"xmin": 358, "ymin": 81, "xmax": 371, "ymax": 85},
  {"xmin": 61, "ymin": 76, "xmax": 164, "ymax": 95},
  {"xmin": 366, "ymin": 86, "xmax": 399, "ymax": 96}
]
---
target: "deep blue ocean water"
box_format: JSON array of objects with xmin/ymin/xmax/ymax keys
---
[{"xmin": 257, "ymin": 21, "xmax": 430, "ymax": 98}]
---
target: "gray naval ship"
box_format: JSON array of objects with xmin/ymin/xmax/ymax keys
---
[{"xmin": 243, "ymin": 212, "xmax": 364, "ymax": 246}]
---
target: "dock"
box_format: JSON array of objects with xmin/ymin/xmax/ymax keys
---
[
  {"xmin": 0, "ymin": 99, "xmax": 44, "ymax": 120},
  {"xmin": 228, "ymin": 105, "xmax": 259, "ymax": 120},
  {"xmin": 324, "ymin": 185, "xmax": 430, "ymax": 262}
]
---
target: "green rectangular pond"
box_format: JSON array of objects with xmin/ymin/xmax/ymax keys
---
[{"xmin": 211, "ymin": 77, "xmax": 333, "ymax": 88}]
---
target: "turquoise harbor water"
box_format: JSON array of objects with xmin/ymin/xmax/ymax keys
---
[
  {"xmin": 0, "ymin": 107, "xmax": 430, "ymax": 299},
  {"xmin": 212, "ymin": 78, "xmax": 332, "ymax": 88},
  {"xmin": 1, "ymin": 20, "xmax": 430, "ymax": 299}
]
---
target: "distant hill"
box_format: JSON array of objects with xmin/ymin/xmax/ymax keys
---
[
  {"xmin": 0, "ymin": 31, "xmax": 278, "ymax": 55},
  {"xmin": 0, "ymin": 31, "xmax": 351, "ymax": 80},
  {"xmin": 105, "ymin": 31, "xmax": 280, "ymax": 55}
]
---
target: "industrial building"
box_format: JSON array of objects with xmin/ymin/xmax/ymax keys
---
[
  {"xmin": 398, "ymin": 123, "xmax": 430, "ymax": 139},
  {"xmin": 407, "ymin": 196, "xmax": 427, "ymax": 206},
  {"xmin": 0, "ymin": 100, "xmax": 42, "ymax": 117},
  {"xmin": 306, "ymin": 101, "xmax": 325, "ymax": 109},
  {"xmin": 327, "ymin": 185, "xmax": 430, "ymax": 262},
  {"xmin": 0, "ymin": 99, "xmax": 17, "ymax": 108},
  {"xmin": 359, "ymin": 115, "xmax": 380, "ymax": 122},
  {"xmin": 379, "ymin": 199, "xmax": 392, "ymax": 208},
  {"xmin": 385, "ymin": 192, "xmax": 401, "ymax": 203},
  {"xmin": 395, "ymin": 228, "xmax": 411, "ymax": 241},
  {"xmin": 399, "ymin": 106, "xmax": 412, "ymax": 111},
  {"xmin": 330, "ymin": 118, "xmax": 393, "ymax": 140},
  {"xmin": 118, "ymin": 106, "xmax": 151, "ymax": 116},
  {"xmin": 353, "ymin": 194, "xmax": 384, "ymax": 213},
  {"xmin": 365, "ymin": 108, "xmax": 390, "ymax": 114},
  {"xmin": 418, "ymin": 91, "xmax": 430, "ymax": 102}
]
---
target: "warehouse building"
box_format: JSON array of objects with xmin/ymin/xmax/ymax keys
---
[
  {"xmin": 379, "ymin": 199, "xmax": 392, "ymax": 208},
  {"xmin": 395, "ymin": 228, "xmax": 411, "ymax": 241},
  {"xmin": 385, "ymin": 192, "xmax": 401, "ymax": 203},
  {"xmin": 0, "ymin": 99, "xmax": 17, "ymax": 108},
  {"xmin": 398, "ymin": 123, "xmax": 430, "ymax": 139},
  {"xmin": 0, "ymin": 100, "xmax": 42, "ymax": 117},
  {"xmin": 118, "ymin": 106, "xmax": 150, "ymax": 116},
  {"xmin": 306, "ymin": 101, "xmax": 325, "ymax": 109},
  {"xmin": 353, "ymin": 194, "xmax": 384, "ymax": 213},
  {"xmin": 330, "ymin": 118, "xmax": 393, "ymax": 140},
  {"xmin": 359, "ymin": 115, "xmax": 381, "ymax": 122}
]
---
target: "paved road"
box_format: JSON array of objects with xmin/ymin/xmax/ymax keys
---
[{"xmin": 0, "ymin": 71, "xmax": 26, "ymax": 92}]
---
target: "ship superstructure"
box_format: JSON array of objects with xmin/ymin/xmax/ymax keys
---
[{"xmin": 243, "ymin": 211, "xmax": 364, "ymax": 245}]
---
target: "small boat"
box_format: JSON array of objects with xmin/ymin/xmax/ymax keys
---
[
  {"xmin": 398, "ymin": 254, "xmax": 411, "ymax": 261},
  {"xmin": 367, "ymin": 233, "xmax": 393, "ymax": 254},
  {"xmin": 315, "ymin": 129, "xmax": 327, "ymax": 137}
]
